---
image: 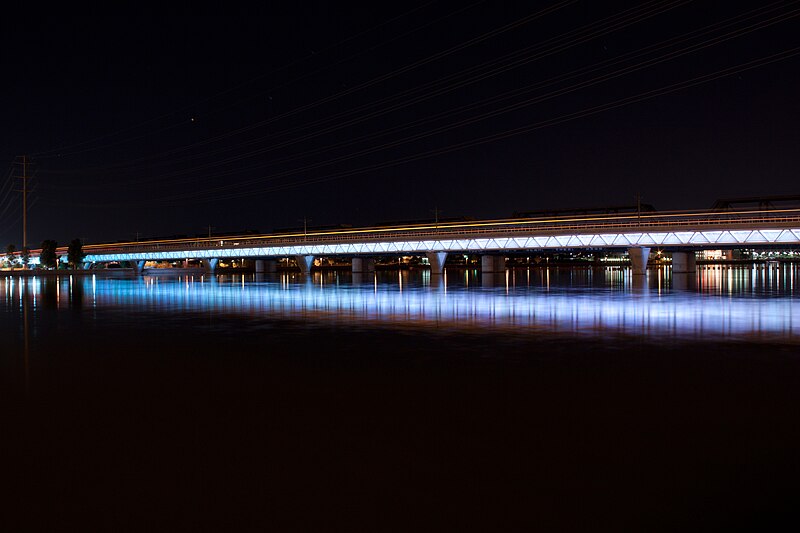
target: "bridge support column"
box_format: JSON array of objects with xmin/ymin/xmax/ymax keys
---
[
  {"xmin": 481, "ymin": 255, "xmax": 506, "ymax": 273},
  {"xmin": 426, "ymin": 252, "xmax": 448, "ymax": 275},
  {"xmin": 481, "ymin": 272, "xmax": 506, "ymax": 287},
  {"xmin": 131, "ymin": 260, "xmax": 145, "ymax": 275},
  {"xmin": 351, "ymin": 257, "xmax": 375, "ymax": 273},
  {"xmin": 296, "ymin": 255, "xmax": 314, "ymax": 274},
  {"xmin": 206, "ymin": 258, "xmax": 219, "ymax": 274},
  {"xmin": 672, "ymin": 251, "xmax": 697, "ymax": 274},
  {"xmin": 673, "ymin": 273, "xmax": 697, "ymax": 291},
  {"xmin": 255, "ymin": 259, "xmax": 278, "ymax": 273},
  {"xmin": 628, "ymin": 247, "xmax": 651, "ymax": 275}
]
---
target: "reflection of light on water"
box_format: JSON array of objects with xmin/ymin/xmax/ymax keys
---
[
  {"xmin": 697, "ymin": 263, "xmax": 799, "ymax": 295},
  {"xmin": 2, "ymin": 266, "xmax": 799, "ymax": 344},
  {"xmin": 89, "ymin": 273, "xmax": 800, "ymax": 343}
]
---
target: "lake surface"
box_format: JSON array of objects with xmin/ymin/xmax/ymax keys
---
[{"xmin": 3, "ymin": 265, "xmax": 800, "ymax": 531}]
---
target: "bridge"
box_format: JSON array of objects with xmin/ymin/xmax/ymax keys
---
[{"xmin": 54, "ymin": 205, "xmax": 800, "ymax": 276}]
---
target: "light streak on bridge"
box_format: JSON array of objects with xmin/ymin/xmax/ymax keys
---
[
  {"xmin": 82, "ymin": 227, "xmax": 800, "ymax": 261},
  {"xmin": 49, "ymin": 206, "xmax": 800, "ymax": 275}
]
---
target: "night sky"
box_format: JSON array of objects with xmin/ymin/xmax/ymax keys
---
[{"xmin": 2, "ymin": 1, "xmax": 799, "ymax": 247}]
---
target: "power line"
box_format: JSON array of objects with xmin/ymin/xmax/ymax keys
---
[
  {"xmin": 41, "ymin": 44, "xmax": 799, "ymax": 209},
  {"xmin": 155, "ymin": 46, "xmax": 800, "ymax": 204},
  {"xmin": 38, "ymin": 0, "xmax": 684, "ymax": 187},
  {"xmin": 31, "ymin": 0, "xmax": 573, "ymax": 170},
  {"xmin": 26, "ymin": 3, "xmax": 799, "ymax": 218},
  {"xmin": 48, "ymin": 2, "xmax": 797, "ymax": 203},
  {"xmin": 27, "ymin": 1, "xmax": 471, "ymax": 160}
]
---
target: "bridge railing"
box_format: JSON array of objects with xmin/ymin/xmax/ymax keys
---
[{"xmin": 83, "ymin": 210, "xmax": 800, "ymax": 255}]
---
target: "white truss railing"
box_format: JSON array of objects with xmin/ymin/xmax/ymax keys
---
[{"xmin": 84, "ymin": 228, "xmax": 800, "ymax": 262}]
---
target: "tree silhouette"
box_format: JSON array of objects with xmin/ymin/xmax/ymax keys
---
[
  {"xmin": 40, "ymin": 240, "xmax": 58, "ymax": 269},
  {"xmin": 68, "ymin": 239, "xmax": 85, "ymax": 269},
  {"xmin": 5, "ymin": 244, "xmax": 16, "ymax": 268}
]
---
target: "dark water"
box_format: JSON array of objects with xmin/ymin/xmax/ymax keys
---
[{"xmin": 3, "ymin": 265, "xmax": 800, "ymax": 532}]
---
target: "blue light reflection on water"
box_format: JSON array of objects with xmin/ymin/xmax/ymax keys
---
[{"xmin": 3, "ymin": 265, "xmax": 799, "ymax": 344}]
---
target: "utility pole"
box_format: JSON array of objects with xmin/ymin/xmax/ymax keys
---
[
  {"xmin": 299, "ymin": 216, "xmax": 311, "ymax": 241},
  {"xmin": 431, "ymin": 206, "xmax": 441, "ymax": 229},
  {"xmin": 635, "ymin": 192, "xmax": 642, "ymax": 224},
  {"xmin": 22, "ymin": 156, "xmax": 27, "ymax": 250},
  {"xmin": 12, "ymin": 156, "xmax": 29, "ymax": 256}
]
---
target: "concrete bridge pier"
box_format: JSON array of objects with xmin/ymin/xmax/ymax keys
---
[
  {"xmin": 481, "ymin": 255, "xmax": 506, "ymax": 273},
  {"xmin": 673, "ymin": 273, "xmax": 697, "ymax": 291},
  {"xmin": 591, "ymin": 264, "xmax": 606, "ymax": 283},
  {"xmin": 254, "ymin": 259, "xmax": 278, "ymax": 274},
  {"xmin": 431, "ymin": 273, "xmax": 446, "ymax": 289},
  {"xmin": 628, "ymin": 247, "xmax": 651, "ymax": 275},
  {"xmin": 426, "ymin": 252, "xmax": 448, "ymax": 275},
  {"xmin": 481, "ymin": 272, "xmax": 506, "ymax": 287},
  {"xmin": 254, "ymin": 258, "xmax": 277, "ymax": 274},
  {"xmin": 205, "ymin": 258, "xmax": 219, "ymax": 274},
  {"xmin": 351, "ymin": 256, "xmax": 375, "ymax": 273},
  {"xmin": 295, "ymin": 255, "xmax": 314, "ymax": 274},
  {"xmin": 672, "ymin": 251, "xmax": 697, "ymax": 274},
  {"xmin": 131, "ymin": 260, "xmax": 145, "ymax": 275}
]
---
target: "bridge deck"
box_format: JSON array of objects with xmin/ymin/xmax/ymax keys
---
[{"xmin": 71, "ymin": 208, "xmax": 800, "ymax": 262}]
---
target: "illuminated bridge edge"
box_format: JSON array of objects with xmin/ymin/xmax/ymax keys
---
[{"xmin": 83, "ymin": 228, "xmax": 800, "ymax": 262}]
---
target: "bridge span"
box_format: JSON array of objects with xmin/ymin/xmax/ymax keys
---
[{"xmin": 70, "ymin": 207, "xmax": 800, "ymax": 275}]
